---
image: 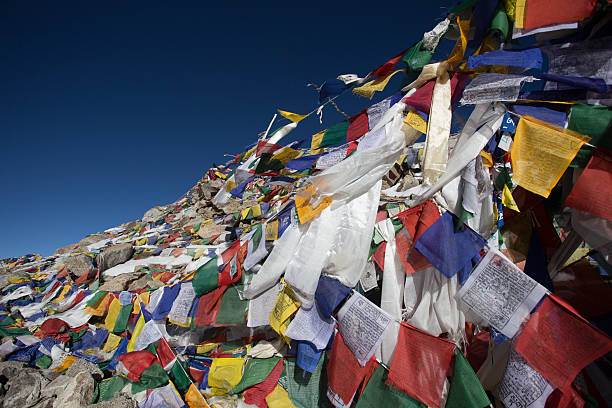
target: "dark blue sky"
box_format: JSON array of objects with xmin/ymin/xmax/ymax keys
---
[{"xmin": 1, "ymin": 1, "xmax": 452, "ymax": 258}]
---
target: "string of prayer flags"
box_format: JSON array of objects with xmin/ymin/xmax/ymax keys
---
[
  {"xmin": 457, "ymin": 248, "xmax": 547, "ymax": 338},
  {"xmin": 511, "ymin": 115, "xmax": 591, "ymax": 198},
  {"xmin": 387, "ymin": 323, "xmax": 455, "ymax": 408},
  {"xmin": 515, "ymin": 295, "xmax": 612, "ymax": 390}
]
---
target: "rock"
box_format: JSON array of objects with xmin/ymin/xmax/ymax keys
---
[
  {"xmin": 78, "ymin": 234, "xmax": 108, "ymax": 248},
  {"xmin": 198, "ymin": 182, "xmax": 218, "ymax": 200},
  {"xmin": 221, "ymin": 199, "xmax": 258, "ymax": 215},
  {"xmin": 99, "ymin": 271, "xmax": 145, "ymax": 292},
  {"xmin": 99, "ymin": 243, "xmax": 133, "ymax": 272},
  {"xmin": 63, "ymin": 254, "xmax": 94, "ymax": 277},
  {"xmin": 42, "ymin": 370, "xmax": 94, "ymax": 408},
  {"xmin": 91, "ymin": 393, "xmax": 136, "ymax": 408},
  {"xmin": 31, "ymin": 397, "xmax": 55, "ymax": 408},
  {"xmin": 54, "ymin": 243, "xmax": 78, "ymax": 255},
  {"xmin": 196, "ymin": 205, "xmax": 216, "ymax": 220},
  {"xmin": 64, "ymin": 358, "xmax": 103, "ymax": 379},
  {"xmin": 4, "ymin": 370, "xmax": 49, "ymax": 408},
  {"xmin": 126, "ymin": 274, "xmax": 164, "ymax": 291},
  {"xmin": 197, "ymin": 223, "xmax": 227, "ymax": 240},
  {"xmin": 142, "ymin": 206, "xmax": 164, "ymax": 222}
]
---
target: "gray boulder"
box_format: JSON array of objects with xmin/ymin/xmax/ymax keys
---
[
  {"xmin": 63, "ymin": 254, "xmax": 94, "ymax": 277},
  {"xmin": 99, "ymin": 243, "xmax": 133, "ymax": 272},
  {"xmin": 4, "ymin": 370, "xmax": 49, "ymax": 408}
]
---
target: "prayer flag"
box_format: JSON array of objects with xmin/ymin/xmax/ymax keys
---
[
  {"xmin": 278, "ymin": 109, "xmax": 310, "ymax": 123},
  {"xmin": 515, "ymin": 295, "xmax": 612, "ymax": 389},
  {"xmin": 387, "ymin": 323, "xmax": 455, "ymax": 408},
  {"xmin": 446, "ymin": 351, "xmax": 490, "ymax": 408},
  {"xmin": 355, "ymin": 364, "xmax": 424, "ymax": 408},
  {"xmin": 414, "ymin": 211, "xmax": 487, "ymax": 283},
  {"xmin": 511, "ymin": 115, "xmax": 590, "ymax": 198},
  {"xmin": 565, "ymin": 150, "xmax": 612, "ymax": 222}
]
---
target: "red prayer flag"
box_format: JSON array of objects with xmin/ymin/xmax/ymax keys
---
[
  {"xmin": 515, "ymin": 295, "xmax": 612, "ymax": 390},
  {"xmin": 243, "ymin": 358, "xmax": 284, "ymax": 408},
  {"xmin": 118, "ymin": 350, "xmax": 158, "ymax": 382},
  {"xmin": 387, "ymin": 323, "xmax": 455, "ymax": 408},
  {"xmin": 522, "ymin": 0, "xmax": 597, "ymax": 31},
  {"xmin": 156, "ymin": 337, "xmax": 176, "ymax": 370},
  {"xmin": 565, "ymin": 150, "xmax": 612, "ymax": 222},
  {"xmin": 396, "ymin": 200, "xmax": 440, "ymax": 274},
  {"xmin": 346, "ymin": 109, "xmax": 369, "ymax": 143},
  {"xmin": 256, "ymin": 140, "xmax": 283, "ymax": 156},
  {"xmin": 372, "ymin": 241, "xmax": 386, "ymax": 271},
  {"xmin": 327, "ymin": 331, "xmax": 377, "ymax": 405},
  {"xmin": 371, "ymin": 48, "xmax": 410, "ymax": 79},
  {"xmin": 194, "ymin": 286, "xmax": 228, "ymax": 326}
]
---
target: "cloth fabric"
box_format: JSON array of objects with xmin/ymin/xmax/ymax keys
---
[
  {"xmin": 387, "ymin": 323, "xmax": 455, "ymax": 408},
  {"xmin": 446, "ymin": 351, "xmax": 490, "ymax": 408},
  {"xmin": 314, "ymin": 276, "xmax": 351, "ymax": 319},
  {"xmin": 327, "ymin": 331, "xmax": 377, "ymax": 406},
  {"xmin": 355, "ymin": 364, "xmax": 424, "ymax": 408},
  {"xmin": 565, "ymin": 150, "xmax": 612, "ymax": 222},
  {"xmin": 414, "ymin": 211, "xmax": 486, "ymax": 283},
  {"xmin": 243, "ymin": 358, "xmax": 284, "ymax": 408},
  {"xmin": 515, "ymin": 295, "xmax": 612, "ymax": 389}
]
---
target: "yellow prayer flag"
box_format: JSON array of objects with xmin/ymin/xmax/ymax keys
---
[
  {"xmin": 104, "ymin": 297, "xmax": 122, "ymax": 331},
  {"xmin": 295, "ymin": 184, "xmax": 332, "ymax": 225},
  {"xmin": 194, "ymin": 248, "xmax": 206, "ymax": 260},
  {"xmin": 86, "ymin": 292, "xmax": 110, "ymax": 316},
  {"xmin": 127, "ymin": 311, "xmax": 146, "ymax": 352},
  {"xmin": 266, "ymin": 384, "xmax": 297, "ymax": 408},
  {"xmin": 310, "ymin": 130, "xmax": 326, "ymax": 154},
  {"xmin": 102, "ymin": 333, "xmax": 122, "ymax": 352},
  {"xmin": 241, "ymin": 207, "xmax": 251, "ymax": 220},
  {"xmin": 404, "ymin": 110, "xmax": 428, "ymax": 134},
  {"xmin": 353, "ymin": 69, "xmax": 404, "ymax": 99},
  {"xmin": 269, "ymin": 282, "xmax": 300, "ymax": 344},
  {"xmin": 136, "ymin": 237, "xmax": 146, "ymax": 246},
  {"xmin": 480, "ymin": 151, "xmax": 494, "ymax": 168},
  {"xmin": 208, "ymin": 358, "xmax": 245, "ymax": 395},
  {"xmin": 445, "ymin": 17, "xmax": 470, "ymax": 70},
  {"xmin": 510, "ymin": 115, "xmax": 590, "ymax": 198},
  {"xmin": 54, "ymin": 355, "xmax": 78, "ymax": 373},
  {"xmin": 272, "ymin": 147, "xmax": 301, "ymax": 165},
  {"xmin": 503, "ymin": 0, "xmax": 517, "ymax": 21},
  {"xmin": 278, "ymin": 109, "xmax": 310, "ymax": 123},
  {"xmin": 514, "ymin": 0, "xmax": 526, "ymax": 28},
  {"xmin": 52, "ymin": 285, "xmax": 71, "ymax": 303},
  {"xmin": 185, "ymin": 383, "xmax": 211, "ymax": 408},
  {"xmin": 502, "ymin": 184, "xmax": 520, "ymax": 212},
  {"xmin": 196, "ymin": 343, "xmax": 219, "ymax": 354},
  {"xmin": 266, "ymin": 221, "xmax": 279, "ymax": 241},
  {"xmin": 251, "ymin": 204, "xmax": 262, "ymax": 218}
]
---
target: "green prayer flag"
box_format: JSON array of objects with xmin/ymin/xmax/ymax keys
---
[
  {"xmin": 131, "ymin": 362, "xmax": 170, "ymax": 394},
  {"xmin": 230, "ymin": 357, "xmax": 282, "ymax": 394},
  {"xmin": 285, "ymin": 354, "xmax": 331, "ymax": 408},
  {"xmin": 193, "ymin": 257, "xmax": 219, "ymax": 296},
  {"xmin": 569, "ymin": 104, "xmax": 612, "ymax": 168},
  {"xmin": 355, "ymin": 365, "xmax": 424, "ymax": 408},
  {"xmin": 446, "ymin": 351, "xmax": 491, "ymax": 408},
  {"xmin": 402, "ymin": 40, "xmax": 435, "ymax": 72},
  {"xmin": 490, "ymin": 4, "xmax": 509, "ymax": 39},
  {"xmin": 320, "ymin": 121, "xmax": 349, "ymax": 149},
  {"xmin": 113, "ymin": 303, "xmax": 134, "ymax": 334},
  {"xmin": 170, "ymin": 360, "xmax": 192, "ymax": 392},
  {"xmin": 35, "ymin": 354, "xmax": 52, "ymax": 369},
  {"xmin": 94, "ymin": 376, "xmax": 128, "ymax": 403},
  {"xmin": 215, "ymin": 284, "xmax": 249, "ymax": 326}
]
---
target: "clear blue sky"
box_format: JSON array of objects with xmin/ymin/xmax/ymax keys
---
[{"xmin": 1, "ymin": 1, "xmax": 452, "ymax": 258}]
